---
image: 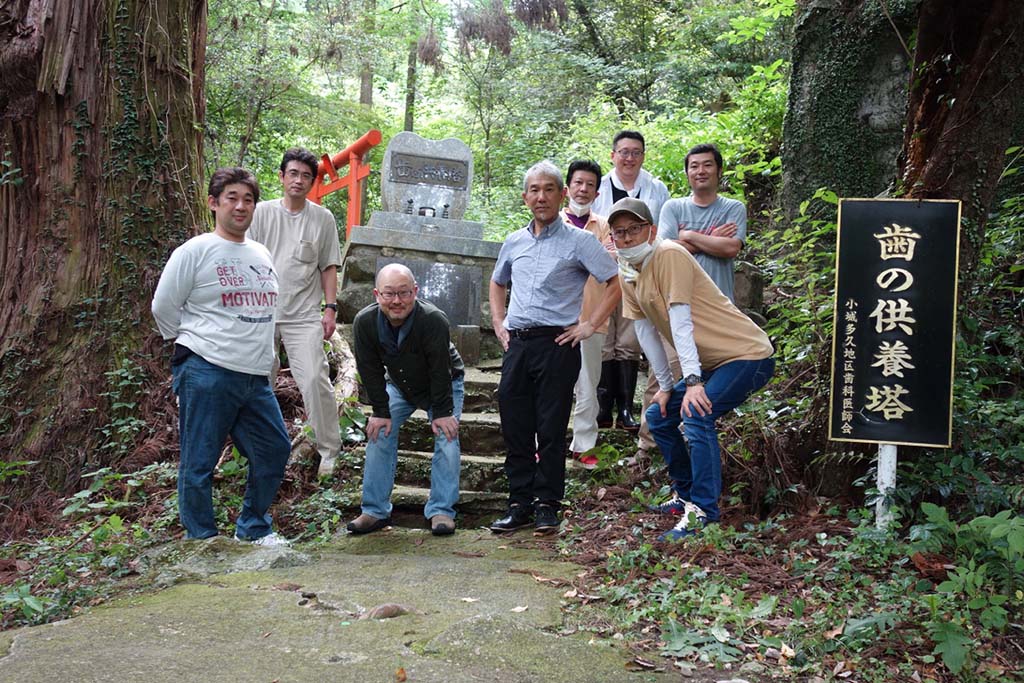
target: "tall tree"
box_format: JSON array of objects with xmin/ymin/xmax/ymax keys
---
[
  {"xmin": 897, "ymin": 0, "xmax": 1024, "ymax": 277},
  {"xmin": 0, "ymin": 1, "xmax": 206, "ymax": 498}
]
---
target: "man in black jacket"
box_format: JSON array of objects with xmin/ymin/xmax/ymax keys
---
[{"xmin": 348, "ymin": 263, "xmax": 465, "ymax": 536}]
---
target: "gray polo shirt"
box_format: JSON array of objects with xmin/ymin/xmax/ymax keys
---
[
  {"xmin": 657, "ymin": 196, "xmax": 747, "ymax": 302},
  {"xmin": 492, "ymin": 217, "xmax": 618, "ymax": 330}
]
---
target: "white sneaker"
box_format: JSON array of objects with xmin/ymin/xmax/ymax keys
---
[
  {"xmin": 235, "ymin": 532, "xmax": 290, "ymax": 547},
  {"xmin": 659, "ymin": 502, "xmax": 708, "ymax": 541}
]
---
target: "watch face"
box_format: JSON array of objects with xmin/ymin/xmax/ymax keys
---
[{"xmin": 684, "ymin": 374, "xmax": 702, "ymax": 387}]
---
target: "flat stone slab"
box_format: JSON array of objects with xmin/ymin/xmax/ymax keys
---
[{"xmin": 0, "ymin": 531, "xmax": 677, "ymax": 683}]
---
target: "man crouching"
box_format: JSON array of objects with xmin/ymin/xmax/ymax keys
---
[{"xmin": 348, "ymin": 263, "xmax": 464, "ymax": 536}]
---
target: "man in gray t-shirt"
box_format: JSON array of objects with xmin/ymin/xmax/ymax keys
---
[{"xmin": 657, "ymin": 144, "xmax": 745, "ymax": 303}]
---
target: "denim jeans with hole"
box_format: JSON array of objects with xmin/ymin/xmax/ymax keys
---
[
  {"xmin": 361, "ymin": 378, "xmax": 464, "ymax": 520},
  {"xmin": 172, "ymin": 354, "xmax": 291, "ymax": 540},
  {"xmin": 646, "ymin": 357, "xmax": 775, "ymax": 522}
]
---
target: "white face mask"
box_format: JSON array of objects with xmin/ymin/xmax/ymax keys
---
[
  {"xmin": 617, "ymin": 240, "xmax": 655, "ymax": 267},
  {"xmin": 567, "ymin": 198, "xmax": 592, "ymax": 216}
]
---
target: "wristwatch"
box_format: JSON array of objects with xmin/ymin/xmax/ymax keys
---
[
  {"xmin": 323, "ymin": 303, "xmax": 338, "ymax": 311},
  {"xmin": 684, "ymin": 374, "xmax": 703, "ymax": 387}
]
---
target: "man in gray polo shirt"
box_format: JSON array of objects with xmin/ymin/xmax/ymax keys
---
[
  {"xmin": 488, "ymin": 160, "xmax": 621, "ymax": 535},
  {"xmin": 657, "ymin": 143, "xmax": 745, "ymax": 301}
]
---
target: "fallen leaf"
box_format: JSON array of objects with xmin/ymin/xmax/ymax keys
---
[
  {"xmin": 460, "ymin": 597, "xmax": 479, "ymax": 603},
  {"xmin": 272, "ymin": 582, "xmax": 302, "ymax": 592},
  {"xmin": 413, "ymin": 538, "xmax": 424, "ymax": 546},
  {"xmin": 824, "ymin": 624, "xmax": 844, "ymax": 640},
  {"xmin": 15, "ymin": 560, "xmax": 31, "ymax": 573},
  {"xmin": 596, "ymin": 487, "xmax": 607, "ymax": 500},
  {"xmin": 781, "ymin": 643, "xmax": 796, "ymax": 658},
  {"xmin": 395, "ymin": 666, "xmax": 407, "ymax": 682},
  {"xmin": 563, "ymin": 588, "xmax": 578, "ymax": 598},
  {"xmin": 510, "ymin": 605, "xmax": 529, "ymax": 612},
  {"xmin": 625, "ymin": 656, "xmax": 660, "ymax": 671}
]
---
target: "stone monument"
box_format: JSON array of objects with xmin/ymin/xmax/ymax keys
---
[{"xmin": 337, "ymin": 133, "xmax": 503, "ymax": 363}]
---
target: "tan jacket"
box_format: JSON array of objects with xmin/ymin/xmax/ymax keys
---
[{"xmin": 560, "ymin": 209, "xmax": 612, "ymax": 335}]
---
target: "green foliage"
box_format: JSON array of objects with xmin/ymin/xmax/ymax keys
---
[
  {"xmin": 1, "ymin": 156, "xmax": 23, "ymax": 187},
  {"xmin": 96, "ymin": 360, "xmax": 151, "ymax": 458},
  {"xmin": 339, "ymin": 397, "xmax": 368, "ymax": 445},
  {"xmin": 909, "ymin": 503, "xmax": 1024, "ymax": 674}
]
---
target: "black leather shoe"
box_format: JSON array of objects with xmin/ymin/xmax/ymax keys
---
[
  {"xmin": 490, "ymin": 505, "xmax": 533, "ymax": 533},
  {"xmin": 346, "ymin": 513, "xmax": 391, "ymax": 535},
  {"xmin": 533, "ymin": 504, "xmax": 560, "ymax": 535}
]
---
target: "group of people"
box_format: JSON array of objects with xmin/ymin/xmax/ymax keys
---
[{"xmin": 150, "ymin": 130, "xmax": 774, "ymax": 545}]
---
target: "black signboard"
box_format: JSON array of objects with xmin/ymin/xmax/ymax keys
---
[{"xmin": 828, "ymin": 199, "xmax": 961, "ymax": 447}]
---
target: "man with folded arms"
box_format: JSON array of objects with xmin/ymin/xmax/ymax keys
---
[
  {"xmin": 606, "ymin": 197, "xmax": 775, "ymax": 541},
  {"xmin": 489, "ymin": 160, "xmax": 620, "ymax": 535},
  {"xmin": 348, "ymin": 263, "xmax": 464, "ymax": 536}
]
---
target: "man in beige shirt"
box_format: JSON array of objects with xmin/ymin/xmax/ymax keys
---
[
  {"xmin": 560, "ymin": 160, "xmax": 613, "ymax": 469},
  {"xmin": 608, "ymin": 198, "xmax": 775, "ymax": 542},
  {"xmin": 249, "ymin": 148, "xmax": 343, "ymax": 475}
]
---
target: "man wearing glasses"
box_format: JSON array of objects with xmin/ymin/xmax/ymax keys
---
[
  {"xmin": 489, "ymin": 161, "xmax": 620, "ymax": 535},
  {"xmin": 249, "ymin": 148, "xmax": 343, "ymax": 476},
  {"xmin": 349, "ymin": 263, "xmax": 465, "ymax": 536},
  {"xmin": 591, "ymin": 131, "xmax": 670, "ymax": 435},
  {"xmin": 606, "ymin": 198, "xmax": 774, "ymax": 541}
]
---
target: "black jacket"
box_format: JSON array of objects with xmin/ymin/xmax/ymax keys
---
[{"xmin": 352, "ymin": 300, "xmax": 464, "ymax": 418}]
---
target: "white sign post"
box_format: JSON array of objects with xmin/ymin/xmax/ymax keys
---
[{"xmin": 875, "ymin": 443, "xmax": 898, "ymax": 529}]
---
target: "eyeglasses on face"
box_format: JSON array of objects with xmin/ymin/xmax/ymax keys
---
[
  {"xmin": 376, "ymin": 289, "xmax": 415, "ymax": 301},
  {"xmin": 285, "ymin": 169, "xmax": 314, "ymax": 181},
  {"xmin": 614, "ymin": 149, "xmax": 644, "ymax": 159},
  {"xmin": 610, "ymin": 223, "xmax": 650, "ymax": 240}
]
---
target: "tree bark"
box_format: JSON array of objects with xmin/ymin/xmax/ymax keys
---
[
  {"xmin": 898, "ymin": 0, "xmax": 1024, "ymax": 276},
  {"xmin": 359, "ymin": 0, "xmax": 376, "ymax": 107},
  {"xmin": 404, "ymin": 40, "xmax": 417, "ymax": 131},
  {"xmin": 0, "ymin": 0, "xmax": 207, "ymax": 496}
]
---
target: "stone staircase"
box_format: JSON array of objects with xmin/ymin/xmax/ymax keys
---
[
  {"xmin": 340, "ymin": 345, "xmax": 642, "ymax": 529},
  {"xmin": 350, "ymin": 363, "xmax": 511, "ymax": 528}
]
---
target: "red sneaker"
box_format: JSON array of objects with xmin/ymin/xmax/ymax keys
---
[{"xmin": 574, "ymin": 451, "xmax": 598, "ymax": 470}]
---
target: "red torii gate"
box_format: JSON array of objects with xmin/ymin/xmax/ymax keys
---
[{"xmin": 308, "ymin": 129, "xmax": 383, "ymax": 238}]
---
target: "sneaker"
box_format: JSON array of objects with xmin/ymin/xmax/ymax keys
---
[
  {"xmin": 490, "ymin": 505, "xmax": 533, "ymax": 533},
  {"xmin": 533, "ymin": 504, "xmax": 560, "ymax": 536},
  {"xmin": 573, "ymin": 451, "xmax": 598, "ymax": 470},
  {"xmin": 430, "ymin": 514, "xmax": 456, "ymax": 536},
  {"xmin": 647, "ymin": 494, "xmax": 688, "ymax": 515},
  {"xmin": 235, "ymin": 531, "xmax": 290, "ymax": 547},
  {"xmin": 658, "ymin": 502, "xmax": 708, "ymax": 542},
  {"xmin": 346, "ymin": 513, "xmax": 391, "ymax": 535}
]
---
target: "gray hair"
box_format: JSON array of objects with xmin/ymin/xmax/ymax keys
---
[
  {"xmin": 522, "ymin": 160, "xmax": 564, "ymax": 193},
  {"xmin": 375, "ymin": 262, "xmax": 417, "ymax": 288}
]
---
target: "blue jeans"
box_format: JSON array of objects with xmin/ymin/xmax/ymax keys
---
[
  {"xmin": 172, "ymin": 354, "xmax": 291, "ymax": 540},
  {"xmin": 646, "ymin": 357, "xmax": 775, "ymax": 522},
  {"xmin": 361, "ymin": 378, "xmax": 464, "ymax": 519}
]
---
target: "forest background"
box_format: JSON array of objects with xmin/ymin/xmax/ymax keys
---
[{"xmin": 0, "ymin": 0, "xmax": 1022, "ymax": 679}]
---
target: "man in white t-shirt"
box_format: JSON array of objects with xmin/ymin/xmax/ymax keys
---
[
  {"xmin": 152, "ymin": 168, "xmax": 291, "ymax": 544},
  {"xmin": 249, "ymin": 148, "xmax": 343, "ymax": 476},
  {"xmin": 591, "ymin": 131, "xmax": 670, "ymax": 434}
]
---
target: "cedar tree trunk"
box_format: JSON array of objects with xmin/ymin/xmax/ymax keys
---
[
  {"xmin": 898, "ymin": 0, "xmax": 1024, "ymax": 278},
  {"xmin": 0, "ymin": 0, "xmax": 207, "ymax": 510}
]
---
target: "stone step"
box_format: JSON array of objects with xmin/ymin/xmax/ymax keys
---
[
  {"xmin": 376, "ymin": 411, "xmax": 506, "ymax": 454},
  {"xmin": 348, "ymin": 448, "xmax": 508, "ymax": 492},
  {"xmin": 387, "ymin": 484, "xmax": 508, "ymax": 528},
  {"xmin": 399, "ymin": 449, "xmax": 507, "ymax": 492}
]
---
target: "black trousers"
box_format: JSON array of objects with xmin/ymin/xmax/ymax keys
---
[{"xmin": 497, "ymin": 333, "xmax": 581, "ymax": 509}]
